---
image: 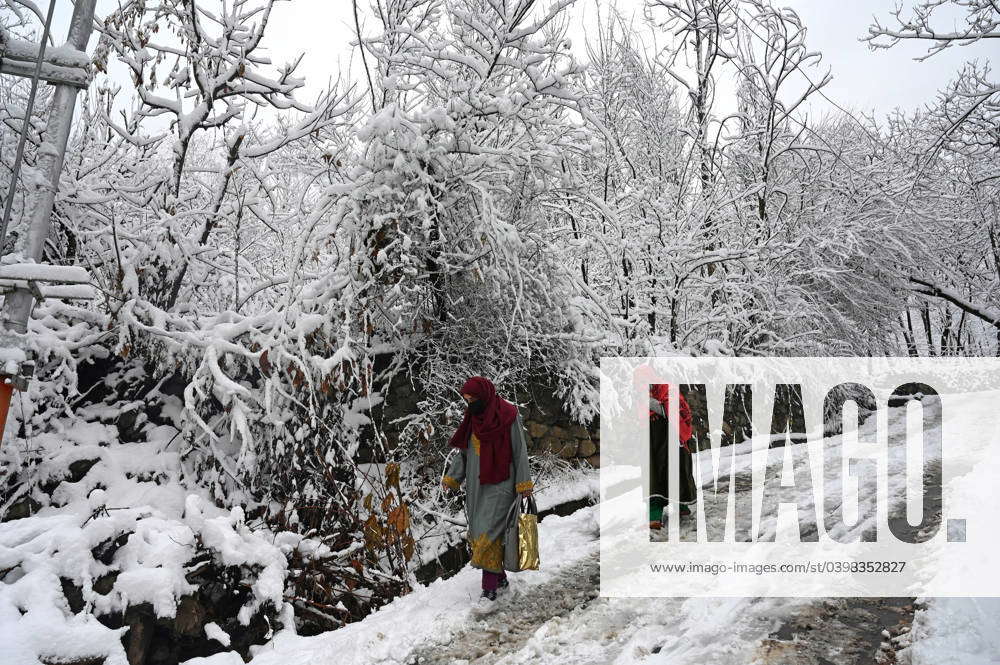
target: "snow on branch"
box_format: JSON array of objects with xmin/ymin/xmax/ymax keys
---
[
  {"xmin": 866, "ymin": 0, "xmax": 1000, "ymax": 60},
  {"xmin": 910, "ymin": 275, "xmax": 1000, "ymax": 329}
]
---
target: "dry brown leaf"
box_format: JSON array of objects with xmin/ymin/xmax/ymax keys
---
[{"xmin": 386, "ymin": 463, "xmax": 400, "ymax": 489}]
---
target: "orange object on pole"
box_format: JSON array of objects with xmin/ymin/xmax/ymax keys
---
[{"xmin": 0, "ymin": 376, "xmax": 13, "ymax": 442}]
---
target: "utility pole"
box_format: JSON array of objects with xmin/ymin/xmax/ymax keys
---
[
  {"xmin": 1, "ymin": 0, "xmax": 98, "ymax": 332},
  {"xmin": 0, "ymin": 0, "xmax": 99, "ymax": 440}
]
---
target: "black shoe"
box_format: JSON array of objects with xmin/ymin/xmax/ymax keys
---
[{"xmin": 498, "ymin": 577, "xmax": 509, "ymax": 592}]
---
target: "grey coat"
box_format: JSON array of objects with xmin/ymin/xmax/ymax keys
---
[{"xmin": 444, "ymin": 415, "xmax": 534, "ymax": 573}]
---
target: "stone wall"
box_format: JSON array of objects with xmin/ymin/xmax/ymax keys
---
[
  {"xmin": 518, "ymin": 383, "xmax": 600, "ymax": 467},
  {"xmin": 372, "ymin": 376, "xmax": 601, "ymax": 467}
]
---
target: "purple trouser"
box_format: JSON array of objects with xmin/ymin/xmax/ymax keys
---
[{"xmin": 482, "ymin": 569, "xmax": 508, "ymax": 591}]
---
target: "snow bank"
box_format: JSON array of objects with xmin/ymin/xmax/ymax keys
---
[
  {"xmin": 0, "ymin": 421, "xmax": 296, "ymax": 665},
  {"xmin": 902, "ymin": 598, "xmax": 1000, "ymax": 665},
  {"xmin": 534, "ymin": 465, "xmax": 599, "ymax": 512}
]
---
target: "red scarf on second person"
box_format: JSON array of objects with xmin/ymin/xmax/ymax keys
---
[{"xmin": 449, "ymin": 376, "xmax": 518, "ymax": 484}]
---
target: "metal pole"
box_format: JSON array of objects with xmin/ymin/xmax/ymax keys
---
[
  {"xmin": 0, "ymin": 0, "xmax": 59, "ymax": 255},
  {"xmin": 1, "ymin": 0, "xmax": 98, "ymax": 333}
]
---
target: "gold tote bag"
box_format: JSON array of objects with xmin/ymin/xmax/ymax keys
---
[{"xmin": 504, "ymin": 496, "xmax": 540, "ymax": 571}]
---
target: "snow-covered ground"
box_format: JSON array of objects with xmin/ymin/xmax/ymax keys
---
[
  {"xmin": 4, "ymin": 400, "xmax": 998, "ymax": 665},
  {"xmin": 900, "ymin": 598, "xmax": 1000, "ymax": 665},
  {"xmin": 184, "ymin": 397, "xmax": 998, "ymax": 665}
]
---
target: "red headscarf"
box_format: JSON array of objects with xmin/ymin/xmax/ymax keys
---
[{"xmin": 449, "ymin": 376, "xmax": 518, "ymax": 484}]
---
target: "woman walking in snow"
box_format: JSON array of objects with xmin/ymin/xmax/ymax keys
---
[{"xmin": 442, "ymin": 376, "xmax": 534, "ymax": 611}]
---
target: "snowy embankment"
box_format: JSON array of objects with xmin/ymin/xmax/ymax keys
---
[
  {"xmin": 0, "ymin": 420, "xmax": 312, "ymax": 665},
  {"xmin": 892, "ymin": 389, "xmax": 1000, "ymax": 665},
  {"xmin": 195, "ymin": 493, "xmax": 799, "ymax": 665},
  {"xmin": 900, "ymin": 598, "xmax": 1000, "ymax": 665}
]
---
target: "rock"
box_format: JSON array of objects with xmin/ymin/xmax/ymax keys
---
[
  {"xmin": 115, "ymin": 409, "xmax": 143, "ymax": 444},
  {"xmin": 568, "ymin": 424, "xmax": 589, "ymax": 439},
  {"xmin": 69, "ymin": 458, "xmax": 100, "ymax": 483},
  {"xmin": 3, "ymin": 495, "xmax": 41, "ymax": 521},
  {"xmin": 545, "ymin": 438, "xmax": 578, "ymax": 459},
  {"xmin": 547, "ymin": 426, "xmax": 570, "ymax": 440},
  {"xmin": 586, "ymin": 454, "xmax": 600, "ymax": 468},
  {"xmin": 92, "ymin": 532, "xmax": 131, "ymax": 566},
  {"xmin": 90, "ymin": 555, "xmax": 281, "ymax": 663},
  {"xmin": 578, "ymin": 439, "xmax": 597, "ymax": 458},
  {"xmin": 527, "ymin": 421, "xmax": 548, "ymax": 439},
  {"xmin": 174, "ymin": 595, "xmax": 206, "ymax": 636},
  {"xmin": 124, "ymin": 607, "xmax": 154, "ymax": 665},
  {"xmin": 61, "ymin": 577, "xmax": 85, "ymax": 614},
  {"xmin": 94, "ymin": 571, "xmax": 118, "ymax": 595}
]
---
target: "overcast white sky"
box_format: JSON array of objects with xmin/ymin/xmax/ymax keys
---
[{"xmin": 43, "ymin": 0, "xmax": 998, "ymax": 121}]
